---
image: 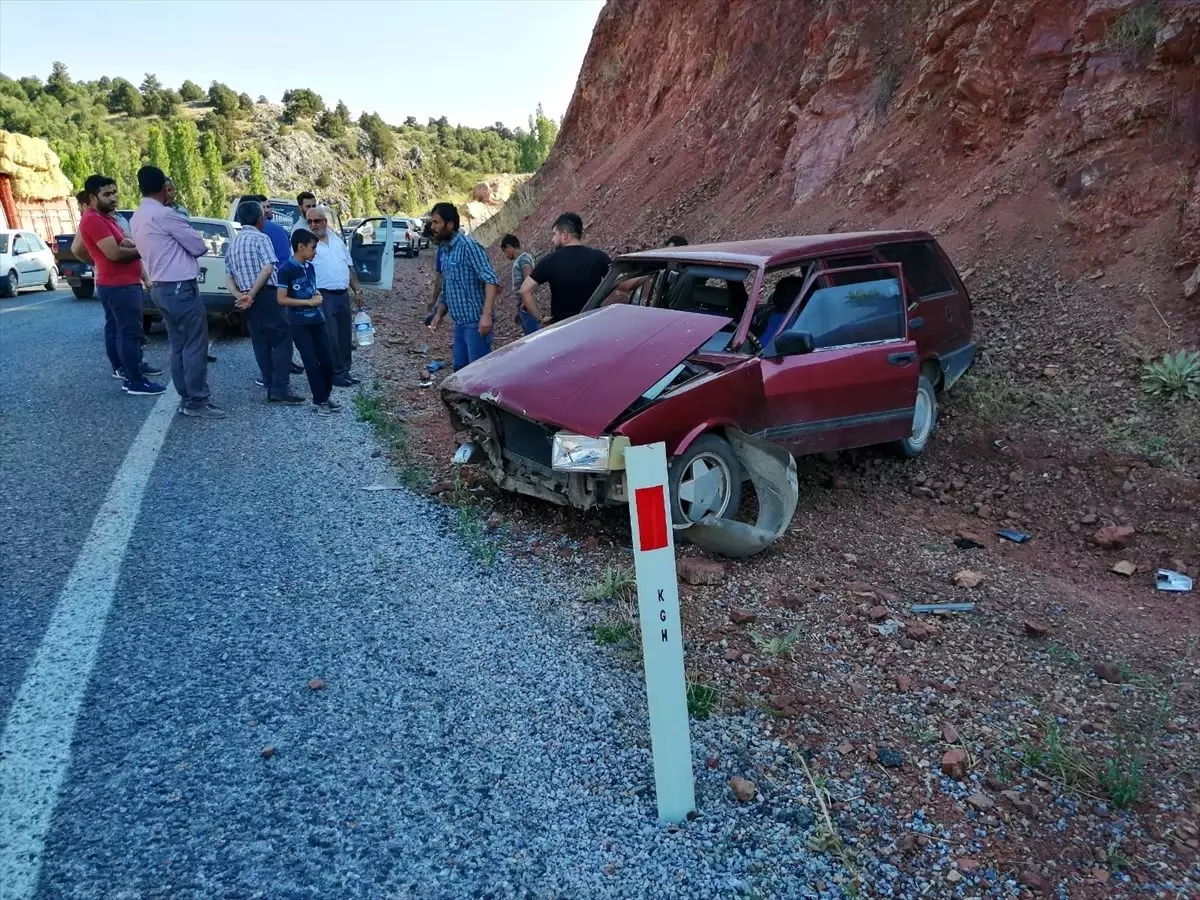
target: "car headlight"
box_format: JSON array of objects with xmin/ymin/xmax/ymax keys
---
[{"xmin": 551, "ymin": 433, "xmax": 629, "ymax": 472}]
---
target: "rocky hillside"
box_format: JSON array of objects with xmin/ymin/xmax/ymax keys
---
[{"xmin": 506, "ymin": 0, "xmax": 1200, "ymax": 468}]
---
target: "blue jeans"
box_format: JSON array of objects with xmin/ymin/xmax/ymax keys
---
[
  {"xmin": 97, "ymin": 283, "xmax": 144, "ymax": 383},
  {"xmin": 517, "ymin": 308, "xmax": 540, "ymax": 335},
  {"xmin": 452, "ymin": 322, "xmax": 493, "ymax": 371}
]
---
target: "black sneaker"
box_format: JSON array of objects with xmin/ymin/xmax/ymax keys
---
[
  {"xmin": 331, "ymin": 378, "xmax": 356, "ymax": 388},
  {"xmin": 140, "ymin": 362, "xmax": 164, "ymax": 377},
  {"xmin": 179, "ymin": 403, "xmax": 226, "ymax": 419},
  {"xmin": 254, "ymin": 376, "xmax": 265, "ymax": 387},
  {"xmin": 268, "ymin": 394, "xmax": 306, "ymax": 404},
  {"xmin": 290, "ymin": 362, "xmax": 304, "ymax": 374}
]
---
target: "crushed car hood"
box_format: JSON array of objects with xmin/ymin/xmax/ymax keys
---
[{"xmin": 441, "ymin": 305, "xmax": 730, "ymax": 436}]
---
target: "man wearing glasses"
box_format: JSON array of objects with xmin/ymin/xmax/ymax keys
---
[{"xmin": 304, "ymin": 205, "xmax": 363, "ymax": 387}]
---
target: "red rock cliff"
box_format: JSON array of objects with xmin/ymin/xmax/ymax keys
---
[{"xmin": 515, "ymin": 0, "xmax": 1199, "ymax": 300}]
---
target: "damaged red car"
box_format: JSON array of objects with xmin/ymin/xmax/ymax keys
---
[{"xmin": 441, "ymin": 231, "xmax": 975, "ymax": 552}]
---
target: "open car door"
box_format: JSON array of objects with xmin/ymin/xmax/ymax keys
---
[{"xmin": 347, "ymin": 217, "xmax": 395, "ymax": 292}]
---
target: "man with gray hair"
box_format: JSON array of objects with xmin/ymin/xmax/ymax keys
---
[
  {"xmin": 225, "ymin": 199, "xmax": 304, "ymax": 404},
  {"xmin": 303, "ymin": 203, "xmax": 363, "ymax": 387}
]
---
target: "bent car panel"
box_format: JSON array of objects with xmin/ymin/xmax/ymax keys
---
[{"xmin": 441, "ymin": 304, "xmax": 730, "ymax": 437}]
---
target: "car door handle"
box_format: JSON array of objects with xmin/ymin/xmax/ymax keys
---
[
  {"xmin": 888, "ymin": 351, "xmax": 916, "ymax": 365},
  {"xmin": 908, "ymin": 316, "xmax": 924, "ymax": 331}
]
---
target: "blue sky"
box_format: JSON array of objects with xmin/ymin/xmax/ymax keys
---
[{"xmin": 0, "ymin": 0, "xmax": 605, "ymax": 129}]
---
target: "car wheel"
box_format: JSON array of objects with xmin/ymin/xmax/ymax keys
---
[
  {"xmin": 45, "ymin": 266, "xmax": 58, "ymax": 291},
  {"xmin": 71, "ymin": 283, "xmax": 95, "ymax": 300},
  {"xmin": 0, "ymin": 269, "xmax": 16, "ymax": 298},
  {"xmin": 668, "ymin": 434, "xmax": 743, "ymax": 525},
  {"xmin": 892, "ymin": 374, "xmax": 938, "ymax": 458}
]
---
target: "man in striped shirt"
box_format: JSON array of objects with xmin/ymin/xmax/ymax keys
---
[{"xmin": 225, "ymin": 200, "xmax": 304, "ymax": 404}]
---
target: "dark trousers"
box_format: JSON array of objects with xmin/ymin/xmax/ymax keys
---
[
  {"xmin": 97, "ymin": 283, "xmax": 144, "ymax": 382},
  {"xmin": 290, "ymin": 319, "xmax": 334, "ymax": 404},
  {"xmin": 151, "ymin": 279, "xmax": 209, "ymax": 407},
  {"xmin": 321, "ymin": 289, "xmax": 352, "ymax": 380},
  {"xmin": 245, "ymin": 287, "xmax": 293, "ymax": 399}
]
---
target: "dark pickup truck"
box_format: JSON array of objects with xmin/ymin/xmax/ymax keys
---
[{"xmin": 54, "ymin": 209, "xmax": 136, "ymax": 300}]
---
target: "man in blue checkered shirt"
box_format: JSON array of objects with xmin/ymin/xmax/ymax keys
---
[
  {"xmin": 225, "ymin": 199, "xmax": 304, "ymax": 403},
  {"xmin": 427, "ymin": 202, "xmax": 499, "ymax": 370}
]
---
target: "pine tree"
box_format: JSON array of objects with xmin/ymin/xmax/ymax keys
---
[
  {"xmin": 347, "ymin": 181, "xmax": 362, "ymax": 218},
  {"xmin": 146, "ymin": 124, "xmax": 168, "ymax": 170},
  {"xmin": 359, "ymin": 175, "xmax": 377, "ymax": 216},
  {"xmin": 201, "ymin": 133, "xmax": 225, "ymax": 217},
  {"xmin": 247, "ymin": 147, "xmax": 268, "ymax": 194},
  {"xmin": 165, "ymin": 117, "xmax": 205, "ymax": 214}
]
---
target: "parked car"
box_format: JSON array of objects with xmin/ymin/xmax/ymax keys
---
[
  {"xmin": 441, "ymin": 231, "xmax": 976, "ymax": 538},
  {"xmin": 342, "ymin": 217, "xmax": 364, "ymax": 243},
  {"xmin": 141, "ymin": 217, "xmax": 240, "ymax": 331},
  {"xmin": 389, "ymin": 217, "xmax": 425, "ymax": 257},
  {"xmin": 54, "ymin": 209, "xmax": 136, "ymax": 299},
  {"xmin": 0, "ymin": 229, "xmax": 58, "ymax": 297},
  {"xmin": 227, "ymin": 196, "xmax": 343, "ymax": 238}
]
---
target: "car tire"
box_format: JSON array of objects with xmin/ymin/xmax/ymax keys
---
[
  {"xmin": 667, "ymin": 434, "xmax": 743, "ymax": 525},
  {"xmin": 44, "ymin": 266, "xmax": 58, "ymax": 291},
  {"xmin": 0, "ymin": 269, "xmax": 16, "ymax": 298},
  {"xmin": 71, "ymin": 283, "xmax": 94, "ymax": 300},
  {"xmin": 892, "ymin": 374, "xmax": 938, "ymax": 458}
]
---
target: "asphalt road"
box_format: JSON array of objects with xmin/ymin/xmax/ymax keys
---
[{"xmin": 0, "ymin": 289, "xmax": 830, "ymax": 899}]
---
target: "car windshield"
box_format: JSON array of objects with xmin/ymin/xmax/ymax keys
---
[
  {"xmin": 0, "ymin": 234, "xmax": 8, "ymax": 253},
  {"xmin": 191, "ymin": 222, "xmax": 232, "ymax": 257}
]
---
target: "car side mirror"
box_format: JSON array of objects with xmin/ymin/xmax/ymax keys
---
[{"xmin": 772, "ymin": 330, "xmax": 815, "ymax": 357}]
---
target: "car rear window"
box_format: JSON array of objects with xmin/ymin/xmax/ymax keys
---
[
  {"xmin": 786, "ymin": 277, "xmax": 905, "ymax": 349},
  {"xmin": 876, "ymin": 241, "xmax": 953, "ymax": 298},
  {"xmin": 191, "ymin": 222, "xmax": 231, "ymax": 256}
]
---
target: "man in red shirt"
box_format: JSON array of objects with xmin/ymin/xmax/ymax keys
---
[{"xmin": 75, "ymin": 174, "xmax": 165, "ymax": 395}]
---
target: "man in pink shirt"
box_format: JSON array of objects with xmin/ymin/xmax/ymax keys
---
[{"xmin": 131, "ymin": 166, "xmax": 224, "ymax": 419}]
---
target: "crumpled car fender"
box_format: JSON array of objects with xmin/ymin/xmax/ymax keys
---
[{"xmin": 679, "ymin": 428, "xmax": 798, "ymax": 559}]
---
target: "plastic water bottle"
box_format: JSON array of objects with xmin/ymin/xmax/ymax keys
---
[{"xmin": 353, "ymin": 309, "xmax": 374, "ymax": 347}]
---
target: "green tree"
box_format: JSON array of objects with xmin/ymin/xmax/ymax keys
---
[
  {"xmin": 334, "ymin": 100, "xmax": 351, "ymax": 124},
  {"xmin": 108, "ymin": 78, "xmax": 143, "ymax": 116},
  {"xmin": 314, "ymin": 109, "xmax": 345, "ymax": 138},
  {"xmin": 46, "ymin": 61, "xmax": 73, "ymax": 101},
  {"xmin": 207, "ymin": 81, "xmax": 240, "ymax": 116},
  {"xmin": 238, "ymin": 92, "xmax": 254, "ymax": 112},
  {"xmin": 358, "ymin": 175, "xmax": 377, "ymax": 215},
  {"xmin": 179, "ymin": 79, "xmax": 204, "ymax": 102},
  {"xmin": 60, "ymin": 139, "xmax": 93, "ymax": 191},
  {"xmin": 201, "ymin": 133, "xmax": 225, "ymax": 217},
  {"xmin": 347, "ymin": 181, "xmax": 362, "ymax": 218},
  {"xmin": 247, "ymin": 146, "xmax": 268, "ymax": 194},
  {"xmin": 517, "ymin": 103, "xmax": 558, "ymax": 172},
  {"xmin": 282, "ymin": 88, "xmax": 324, "ymax": 122},
  {"xmin": 140, "ymin": 73, "xmax": 163, "ymax": 95},
  {"xmin": 398, "ymin": 173, "xmax": 418, "ymax": 214},
  {"xmin": 146, "ymin": 124, "xmax": 169, "ymax": 170},
  {"xmin": 166, "ymin": 117, "xmax": 205, "ymax": 214},
  {"xmin": 358, "ymin": 111, "xmax": 394, "ymax": 164}
]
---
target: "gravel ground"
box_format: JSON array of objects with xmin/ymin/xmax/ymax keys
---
[{"xmin": 2, "ymin": 292, "xmax": 877, "ymax": 898}]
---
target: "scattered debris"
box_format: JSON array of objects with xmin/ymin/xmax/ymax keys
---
[
  {"xmin": 912, "ymin": 602, "xmax": 975, "ymax": 614},
  {"xmin": 997, "ymin": 528, "xmax": 1030, "ymax": 544},
  {"xmin": 729, "ymin": 608, "xmax": 757, "ymax": 625},
  {"xmin": 952, "ymin": 570, "xmax": 985, "ymax": 589},
  {"xmin": 677, "ymin": 557, "xmax": 726, "ymax": 586},
  {"xmin": 307, "ymin": 678, "xmax": 326, "ymax": 691},
  {"xmin": 954, "ymin": 533, "xmax": 985, "ymax": 550},
  {"xmin": 1023, "ymin": 619, "xmax": 1051, "ymax": 637},
  {"xmin": 870, "ymin": 619, "xmax": 902, "ymax": 637},
  {"xmin": 260, "ymin": 745, "xmax": 276, "ymax": 759},
  {"xmin": 1111, "ymin": 560, "xmax": 1137, "ymax": 577},
  {"xmin": 941, "ymin": 749, "xmax": 968, "ymax": 780},
  {"xmin": 877, "ymin": 747, "xmax": 904, "ymax": 768},
  {"xmin": 1156, "ymin": 569, "xmax": 1193, "ymax": 592},
  {"xmin": 966, "ymin": 792, "xmax": 995, "ymax": 812},
  {"xmin": 729, "ymin": 776, "xmax": 757, "ymax": 802}
]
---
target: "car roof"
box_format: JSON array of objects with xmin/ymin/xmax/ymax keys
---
[
  {"xmin": 617, "ymin": 230, "xmax": 936, "ymax": 268},
  {"xmin": 189, "ymin": 217, "xmax": 236, "ymax": 227}
]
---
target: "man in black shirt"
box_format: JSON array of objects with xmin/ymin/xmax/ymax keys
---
[{"xmin": 519, "ymin": 212, "xmax": 611, "ymax": 325}]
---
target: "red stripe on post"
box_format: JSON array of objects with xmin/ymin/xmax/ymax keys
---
[{"xmin": 635, "ymin": 485, "xmax": 669, "ymax": 552}]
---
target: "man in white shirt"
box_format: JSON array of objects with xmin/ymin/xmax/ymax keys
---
[{"xmin": 303, "ymin": 204, "xmax": 363, "ymax": 387}]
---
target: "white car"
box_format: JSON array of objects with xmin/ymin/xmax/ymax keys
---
[
  {"xmin": 391, "ymin": 217, "xmax": 424, "ymax": 258},
  {"xmin": 0, "ymin": 229, "xmax": 58, "ymax": 297}
]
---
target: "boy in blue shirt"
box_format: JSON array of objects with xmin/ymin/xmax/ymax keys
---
[{"xmin": 276, "ymin": 229, "xmax": 339, "ymax": 415}]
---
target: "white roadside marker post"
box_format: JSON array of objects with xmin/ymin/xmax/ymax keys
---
[{"xmin": 624, "ymin": 442, "xmax": 696, "ymax": 823}]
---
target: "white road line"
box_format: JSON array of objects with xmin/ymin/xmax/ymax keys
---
[
  {"xmin": 0, "ymin": 389, "xmax": 177, "ymax": 900},
  {"xmin": 0, "ymin": 296, "xmax": 61, "ymax": 314}
]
